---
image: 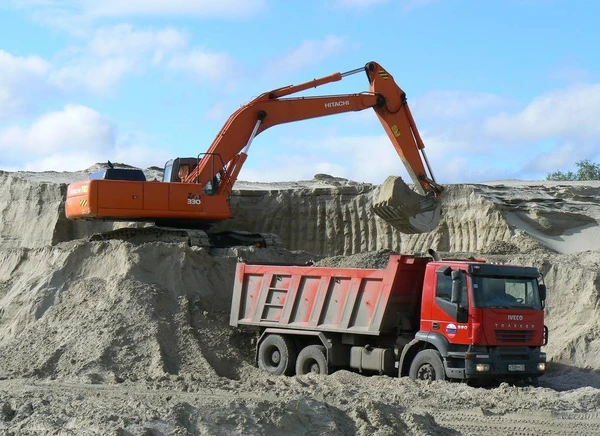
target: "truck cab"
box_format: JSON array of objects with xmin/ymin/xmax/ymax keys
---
[{"xmin": 404, "ymin": 259, "xmax": 547, "ymax": 382}]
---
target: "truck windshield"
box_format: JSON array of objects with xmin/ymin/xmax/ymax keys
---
[{"xmin": 472, "ymin": 276, "xmax": 542, "ymax": 309}]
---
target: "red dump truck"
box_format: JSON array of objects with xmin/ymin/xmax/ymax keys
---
[{"xmin": 229, "ymin": 251, "xmax": 548, "ymax": 383}]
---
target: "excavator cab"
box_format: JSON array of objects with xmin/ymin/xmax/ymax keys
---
[
  {"xmin": 162, "ymin": 157, "xmax": 199, "ymax": 182},
  {"xmin": 161, "ymin": 156, "xmax": 223, "ymax": 195}
]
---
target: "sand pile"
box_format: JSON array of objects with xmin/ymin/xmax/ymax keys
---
[
  {"xmin": 0, "ymin": 240, "xmax": 315, "ymax": 384},
  {"xmin": 1, "ymin": 166, "xmax": 600, "ymax": 434},
  {"xmin": 3, "ymin": 167, "xmax": 600, "ymax": 258},
  {"xmin": 2, "ymin": 240, "xmax": 598, "ymax": 382},
  {"xmin": 0, "ymin": 244, "xmax": 599, "ymax": 434}
]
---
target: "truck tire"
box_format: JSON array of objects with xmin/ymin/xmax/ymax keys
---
[
  {"xmin": 257, "ymin": 334, "xmax": 296, "ymax": 376},
  {"xmin": 295, "ymin": 345, "xmax": 328, "ymax": 375},
  {"xmin": 409, "ymin": 349, "xmax": 446, "ymax": 381}
]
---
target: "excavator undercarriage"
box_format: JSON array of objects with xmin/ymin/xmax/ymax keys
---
[{"xmin": 89, "ymin": 225, "xmax": 284, "ymax": 249}]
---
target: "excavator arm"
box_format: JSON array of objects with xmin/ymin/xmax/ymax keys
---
[
  {"xmin": 185, "ymin": 62, "xmax": 441, "ymax": 196},
  {"xmin": 184, "ymin": 61, "xmax": 442, "ymax": 233}
]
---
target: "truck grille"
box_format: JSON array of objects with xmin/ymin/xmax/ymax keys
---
[
  {"xmin": 495, "ymin": 330, "xmax": 533, "ymax": 343},
  {"xmin": 500, "ymin": 354, "xmax": 528, "ymax": 361}
]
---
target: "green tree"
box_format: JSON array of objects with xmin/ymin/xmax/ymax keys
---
[{"xmin": 546, "ymin": 159, "xmax": 600, "ymax": 181}]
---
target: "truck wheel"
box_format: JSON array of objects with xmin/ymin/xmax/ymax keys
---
[
  {"xmin": 409, "ymin": 349, "xmax": 446, "ymax": 381},
  {"xmin": 295, "ymin": 345, "xmax": 328, "ymax": 375},
  {"xmin": 257, "ymin": 334, "xmax": 296, "ymax": 376}
]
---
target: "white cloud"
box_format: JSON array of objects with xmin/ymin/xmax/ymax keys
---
[
  {"xmin": 523, "ymin": 141, "xmax": 598, "ymax": 176},
  {"xmin": 238, "ymin": 81, "xmax": 600, "ymax": 185},
  {"xmin": 111, "ymin": 143, "xmax": 173, "ymax": 171},
  {"xmin": 45, "ymin": 24, "xmax": 237, "ymax": 94},
  {"xmin": 88, "ymin": 25, "xmax": 188, "ymax": 59},
  {"xmin": 48, "ymin": 25, "xmax": 189, "ymax": 94},
  {"xmin": 239, "ymin": 157, "xmax": 348, "ymax": 183},
  {"xmin": 12, "ymin": 145, "xmax": 172, "ymax": 172},
  {"xmin": 0, "ymin": 50, "xmax": 49, "ymax": 79},
  {"xmin": 268, "ymin": 35, "xmax": 348, "ymax": 76},
  {"xmin": 239, "ymin": 127, "xmax": 522, "ymax": 185},
  {"xmin": 0, "ymin": 50, "xmax": 51, "ymax": 119},
  {"xmin": 50, "ymin": 57, "xmax": 135, "ymax": 95},
  {"xmin": 484, "ymin": 84, "xmax": 600, "ymax": 142},
  {"xmin": 240, "ymin": 134, "xmax": 413, "ymax": 185},
  {"xmin": 0, "ymin": 104, "xmax": 115, "ymax": 157},
  {"xmin": 0, "ymin": 104, "xmax": 173, "ymax": 171}
]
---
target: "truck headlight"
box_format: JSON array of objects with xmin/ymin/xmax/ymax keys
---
[
  {"xmin": 537, "ymin": 362, "xmax": 546, "ymax": 371},
  {"xmin": 476, "ymin": 363, "xmax": 490, "ymax": 372}
]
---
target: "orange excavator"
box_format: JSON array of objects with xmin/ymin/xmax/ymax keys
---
[{"xmin": 66, "ymin": 61, "xmax": 444, "ymax": 248}]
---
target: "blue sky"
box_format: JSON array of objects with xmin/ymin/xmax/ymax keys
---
[{"xmin": 1, "ymin": 0, "xmax": 599, "ymax": 184}]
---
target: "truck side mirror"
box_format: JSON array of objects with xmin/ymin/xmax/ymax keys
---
[
  {"xmin": 539, "ymin": 284, "xmax": 546, "ymax": 301},
  {"xmin": 451, "ymin": 270, "xmax": 462, "ymax": 305}
]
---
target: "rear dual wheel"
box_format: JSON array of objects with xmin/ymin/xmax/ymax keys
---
[
  {"xmin": 257, "ymin": 335, "xmax": 329, "ymax": 376},
  {"xmin": 257, "ymin": 334, "xmax": 296, "ymax": 376},
  {"xmin": 295, "ymin": 345, "xmax": 328, "ymax": 375}
]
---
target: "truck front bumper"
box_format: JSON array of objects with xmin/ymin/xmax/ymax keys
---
[{"xmin": 463, "ymin": 347, "xmax": 546, "ymax": 379}]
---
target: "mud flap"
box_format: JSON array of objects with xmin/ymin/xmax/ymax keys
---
[{"xmin": 372, "ymin": 175, "xmax": 441, "ymax": 234}]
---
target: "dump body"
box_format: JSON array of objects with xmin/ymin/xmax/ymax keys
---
[{"xmin": 230, "ymin": 255, "xmax": 429, "ymax": 336}]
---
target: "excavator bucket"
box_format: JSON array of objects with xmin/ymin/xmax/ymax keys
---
[{"xmin": 372, "ymin": 176, "xmax": 441, "ymax": 234}]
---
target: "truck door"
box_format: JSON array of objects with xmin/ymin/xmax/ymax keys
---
[{"xmin": 431, "ymin": 268, "xmax": 470, "ymax": 343}]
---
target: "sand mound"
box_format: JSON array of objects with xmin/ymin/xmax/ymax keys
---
[
  {"xmin": 3, "ymin": 169, "xmax": 600, "ymax": 258},
  {"xmin": 0, "ymin": 240, "xmax": 315, "ymax": 383},
  {"xmin": 2, "ymin": 241, "xmax": 599, "ymax": 387},
  {"xmin": 1, "ymin": 167, "xmax": 600, "ymax": 434}
]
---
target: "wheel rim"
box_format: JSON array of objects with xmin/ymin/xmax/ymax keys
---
[
  {"xmin": 417, "ymin": 363, "xmax": 435, "ymax": 380},
  {"xmin": 263, "ymin": 345, "xmax": 282, "ymax": 370},
  {"xmin": 308, "ymin": 361, "xmax": 320, "ymax": 373},
  {"xmin": 270, "ymin": 350, "xmax": 281, "ymax": 365},
  {"xmin": 301, "ymin": 359, "xmax": 322, "ymax": 374}
]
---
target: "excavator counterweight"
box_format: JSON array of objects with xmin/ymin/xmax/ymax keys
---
[{"xmin": 65, "ymin": 61, "xmax": 443, "ymax": 247}]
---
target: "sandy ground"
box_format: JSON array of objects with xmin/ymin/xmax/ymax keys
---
[
  {"xmin": 0, "ymin": 241, "xmax": 598, "ymax": 435},
  {"xmin": 1, "ymin": 166, "xmax": 600, "ymax": 434},
  {"xmin": 2, "ymin": 371, "xmax": 600, "ymax": 435}
]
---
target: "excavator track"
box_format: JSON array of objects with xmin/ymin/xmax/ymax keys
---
[
  {"xmin": 88, "ymin": 226, "xmax": 284, "ymax": 249},
  {"xmin": 372, "ymin": 175, "xmax": 442, "ymax": 234},
  {"xmin": 89, "ymin": 226, "xmax": 213, "ymax": 248}
]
